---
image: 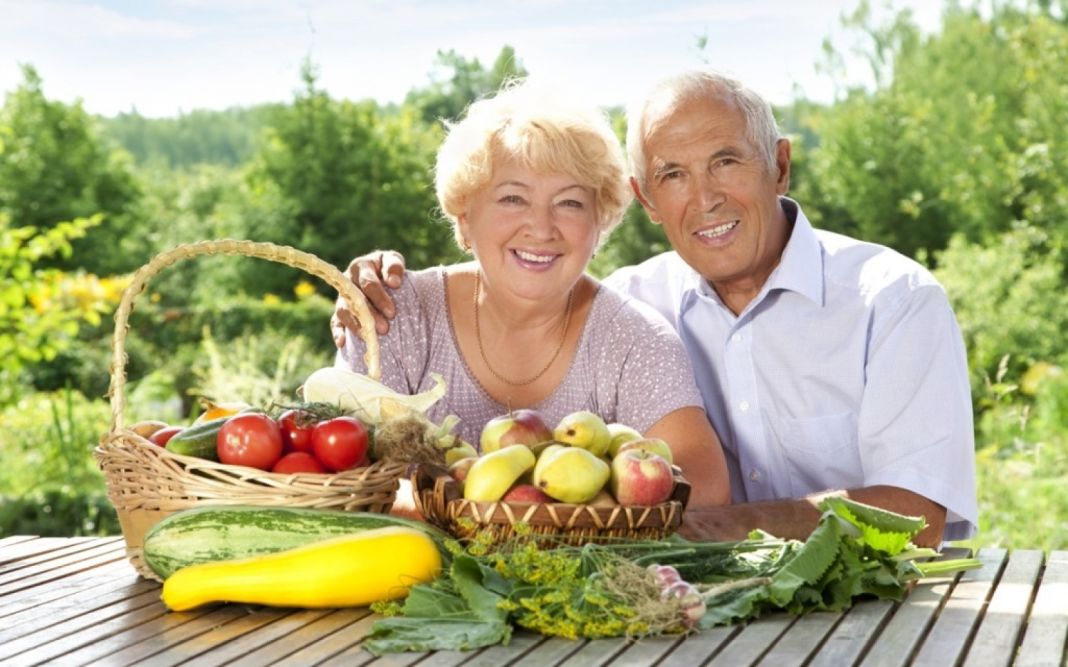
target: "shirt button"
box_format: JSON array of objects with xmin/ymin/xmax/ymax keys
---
[
  {"xmin": 739, "ymin": 400, "xmax": 750, "ymax": 412},
  {"xmin": 749, "ymin": 469, "xmax": 762, "ymax": 482},
  {"xmin": 731, "ymin": 333, "xmax": 743, "ymax": 343}
]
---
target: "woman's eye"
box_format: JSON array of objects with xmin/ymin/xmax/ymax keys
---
[
  {"xmin": 558, "ymin": 199, "xmax": 585, "ymax": 209},
  {"xmin": 499, "ymin": 194, "xmax": 525, "ymax": 205}
]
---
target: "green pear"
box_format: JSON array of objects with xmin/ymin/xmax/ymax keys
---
[
  {"xmin": 463, "ymin": 445, "xmax": 536, "ymax": 502},
  {"xmin": 553, "ymin": 410, "xmax": 611, "ymax": 458},
  {"xmin": 532, "ymin": 446, "xmax": 610, "ymax": 504},
  {"xmin": 444, "ymin": 440, "xmax": 479, "ymax": 465},
  {"xmin": 606, "ymin": 423, "xmax": 643, "ymax": 458}
]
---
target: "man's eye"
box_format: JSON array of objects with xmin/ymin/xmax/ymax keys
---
[{"xmin": 660, "ymin": 171, "xmax": 682, "ymax": 181}]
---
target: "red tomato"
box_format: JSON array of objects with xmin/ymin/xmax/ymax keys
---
[
  {"xmin": 278, "ymin": 409, "xmax": 316, "ymax": 453},
  {"xmin": 271, "ymin": 451, "xmax": 326, "ymax": 474},
  {"xmin": 311, "ymin": 416, "xmax": 369, "ymax": 472},
  {"xmin": 217, "ymin": 413, "xmax": 284, "ymax": 470},
  {"xmin": 149, "ymin": 426, "xmax": 183, "ymax": 447}
]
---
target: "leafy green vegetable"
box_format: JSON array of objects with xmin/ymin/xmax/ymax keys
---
[{"xmin": 366, "ymin": 497, "xmax": 980, "ymax": 654}]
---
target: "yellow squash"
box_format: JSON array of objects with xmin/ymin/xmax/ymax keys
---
[{"xmin": 161, "ymin": 526, "xmax": 442, "ymax": 611}]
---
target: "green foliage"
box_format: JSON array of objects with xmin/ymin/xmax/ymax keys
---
[
  {"xmin": 796, "ymin": 4, "xmax": 1068, "ymax": 258},
  {"xmin": 405, "ymin": 46, "xmax": 528, "ymax": 123},
  {"xmin": 0, "ymin": 65, "xmax": 146, "ymax": 275},
  {"xmin": 100, "ymin": 105, "xmax": 279, "ymax": 168},
  {"xmin": 933, "ymin": 227, "xmax": 1068, "ymax": 389},
  {"xmin": 0, "ymin": 217, "xmax": 100, "ymax": 406},
  {"xmin": 249, "ymin": 60, "xmax": 456, "ymax": 287}
]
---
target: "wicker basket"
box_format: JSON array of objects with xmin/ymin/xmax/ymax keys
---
[
  {"xmin": 410, "ymin": 464, "xmax": 691, "ymax": 546},
  {"xmin": 96, "ymin": 239, "xmax": 408, "ymax": 580}
]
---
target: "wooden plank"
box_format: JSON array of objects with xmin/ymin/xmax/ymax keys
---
[
  {"xmin": 860, "ymin": 566, "xmax": 968, "ymax": 667},
  {"xmin": 82, "ymin": 605, "xmax": 272, "ymax": 666},
  {"xmin": 963, "ymin": 549, "xmax": 1044, "ymax": 667},
  {"xmin": 808, "ymin": 599, "xmax": 895, "ymax": 667},
  {"xmin": 0, "ymin": 558, "xmax": 132, "ymax": 619},
  {"xmin": 214, "ymin": 609, "xmax": 370, "ymax": 666},
  {"xmin": 0, "ymin": 573, "xmax": 157, "ymax": 644},
  {"xmin": 0, "ymin": 536, "xmax": 93, "ymax": 568},
  {"xmin": 658, "ymin": 626, "xmax": 738, "ymax": 666},
  {"xmin": 555, "ymin": 637, "xmax": 630, "ymax": 666},
  {"xmin": 910, "ymin": 548, "xmax": 1006, "ymax": 666},
  {"xmin": 127, "ymin": 606, "xmax": 291, "ymax": 666},
  {"xmin": 457, "ymin": 629, "xmax": 545, "ymax": 667},
  {"xmin": 706, "ymin": 614, "xmax": 795, "ymax": 666},
  {"xmin": 0, "ymin": 535, "xmax": 37, "ymax": 549},
  {"xmin": 509, "ymin": 636, "xmax": 586, "ymax": 666},
  {"xmin": 263, "ymin": 609, "xmax": 373, "ymax": 666},
  {"xmin": 0, "ymin": 540, "xmax": 127, "ymax": 598},
  {"xmin": 180, "ymin": 608, "xmax": 335, "ymax": 667},
  {"xmin": 1016, "ymin": 550, "xmax": 1068, "ymax": 667},
  {"xmin": 756, "ymin": 610, "xmax": 842, "ymax": 666},
  {"xmin": 0, "ymin": 588, "xmax": 164, "ymax": 664},
  {"xmin": 274, "ymin": 610, "xmax": 379, "ymax": 666},
  {"xmin": 595, "ymin": 635, "xmax": 682, "ymax": 666},
  {"xmin": 0, "ymin": 537, "xmax": 118, "ymax": 578}
]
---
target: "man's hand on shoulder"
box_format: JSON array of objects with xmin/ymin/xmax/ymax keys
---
[{"xmin": 331, "ymin": 250, "xmax": 408, "ymax": 348}]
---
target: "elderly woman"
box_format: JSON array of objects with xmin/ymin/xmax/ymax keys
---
[{"xmin": 336, "ymin": 81, "xmax": 729, "ymax": 508}]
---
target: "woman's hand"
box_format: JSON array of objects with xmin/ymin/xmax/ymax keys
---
[{"xmin": 331, "ymin": 250, "xmax": 408, "ymax": 347}]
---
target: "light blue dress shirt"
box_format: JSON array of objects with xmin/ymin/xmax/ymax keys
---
[{"xmin": 605, "ymin": 198, "xmax": 978, "ymax": 541}]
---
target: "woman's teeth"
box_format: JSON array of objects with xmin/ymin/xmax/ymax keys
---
[{"xmin": 514, "ymin": 249, "xmax": 555, "ymax": 264}]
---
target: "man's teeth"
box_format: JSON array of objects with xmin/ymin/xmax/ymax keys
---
[
  {"xmin": 697, "ymin": 220, "xmax": 739, "ymax": 238},
  {"xmin": 515, "ymin": 250, "xmax": 555, "ymax": 264}
]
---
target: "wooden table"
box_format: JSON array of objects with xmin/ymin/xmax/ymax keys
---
[{"xmin": 0, "ymin": 536, "xmax": 1064, "ymax": 666}]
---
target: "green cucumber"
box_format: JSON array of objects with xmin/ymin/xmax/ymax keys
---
[
  {"xmin": 142, "ymin": 505, "xmax": 450, "ymax": 579},
  {"xmin": 164, "ymin": 416, "xmax": 229, "ymax": 460}
]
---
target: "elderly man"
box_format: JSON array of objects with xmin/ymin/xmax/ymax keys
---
[{"xmin": 333, "ymin": 71, "xmax": 977, "ymax": 547}]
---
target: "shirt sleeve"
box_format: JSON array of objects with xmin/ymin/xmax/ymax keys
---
[
  {"xmin": 859, "ymin": 284, "xmax": 978, "ymax": 541},
  {"xmin": 334, "ymin": 274, "xmax": 431, "ymax": 396},
  {"xmin": 596, "ymin": 297, "xmax": 705, "ymax": 434}
]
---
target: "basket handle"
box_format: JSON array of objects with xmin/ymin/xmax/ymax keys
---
[{"xmin": 107, "ymin": 239, "xmax": 379, "ymax": 432}]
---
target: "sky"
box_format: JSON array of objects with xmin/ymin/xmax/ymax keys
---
[{"xmin": 0, "ymin": 1, "xmax": 945, "ymax": 118}]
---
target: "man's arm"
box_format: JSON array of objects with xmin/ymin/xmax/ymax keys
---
[
  {"xmin": 331, "ymin": 250, "xmax": 408, "ymax": 346},
  {"xmin": 679, "ymin": 485, "xmax": 946, "ymax": 547}
]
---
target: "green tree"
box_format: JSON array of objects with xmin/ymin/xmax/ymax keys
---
[
  {"xmin": 796, "ymin": 2, "xmax": 1068, "ymax": 259},
  {"xmin": 0, "ymin": 66, "xmax": 145, "ymax": 275},
  {"xmin": 248, "ymin": 61, "xmax": 454, "ymax": 294},
  {"xmin": 405, "ymin": 46, "xmax": 528, "ymax": 123},
  {"xmin": 0, "ymin": 216, "xmax": 99, "ymax": 405}
]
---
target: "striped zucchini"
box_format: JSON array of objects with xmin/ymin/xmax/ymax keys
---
[{"xmin": 143, "ymin": 505, "xmax": 449, "ymax": 579}]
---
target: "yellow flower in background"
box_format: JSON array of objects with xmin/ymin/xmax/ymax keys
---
[
  {"xmin": 294, "ymin": 280, "xmax": 316, "ymax": 299},
  {"xmin": 263, "ymin": 293, "xmax": 281, "ymax": 305}
]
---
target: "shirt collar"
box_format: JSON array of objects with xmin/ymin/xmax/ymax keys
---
[
  {"xmin": 682, "ymin": 197, "xmax": 825, "ymax": 309},
  {"xmin": 765, "ymin": 197, "xmax": 824, "ymax": 307}
]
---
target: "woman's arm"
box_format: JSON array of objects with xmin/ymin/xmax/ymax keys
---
[{"xmin": 644, "ymin": 406, "xmax": 731, "ymax": 508}]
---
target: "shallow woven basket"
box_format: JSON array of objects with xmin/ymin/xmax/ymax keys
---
[
  {"xmin": 411, "ymin": 464, "xmax": 691, "ymax": 546},
  {"xmin": 96, "ymin": 239, "xmax": 408, "ymax": 580}
]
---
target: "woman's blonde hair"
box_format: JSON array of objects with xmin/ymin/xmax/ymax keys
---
[{"xmin": 435, "ymin": 79, "xmax": 632, "ymax": 250}]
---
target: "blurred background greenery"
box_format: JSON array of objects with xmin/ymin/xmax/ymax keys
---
[{"xmin": 1, "ymin": 1, "xmax": 1065, "ymax": 550}]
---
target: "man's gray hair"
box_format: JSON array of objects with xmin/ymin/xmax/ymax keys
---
[{"xmin": 626, "ymin": 70, "xmax": 782, "ymax": 198}]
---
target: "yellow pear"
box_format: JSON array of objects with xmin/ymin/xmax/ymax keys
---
[
  {"xmin": 463, "ymin": 445, "xmax": 536, "ymax": 502},
  {"xmin": 606, "ymin": 423, "xmax": 643, "ymax": 458},
  {"xmin": 532, "ymin": 446, "xmax": 610, "ymax": 504},
  {"xmin": 553, "ymin": 411, "xmax": 611, "ymax": 458}
]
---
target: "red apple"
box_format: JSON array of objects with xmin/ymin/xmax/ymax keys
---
[
  {"xmin": 149, "ymin": 426, "xmax": 183, "ymax": 447},
  {"xmin": 616, "ymin": 437, "xmax": 674, "ymax": 465},
  {"xmin": 609, "ymin": 449, "xmax": 674, "ymax": 506},
  {"xmin": 502, "ymin": 483, "xmax": 553, "ymax": 504},
  {"xmin": 479, "ymin": 409, "xmax": 553, "ymax": 453}
]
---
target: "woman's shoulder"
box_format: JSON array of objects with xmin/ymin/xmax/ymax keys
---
[{"xmin": 588, "ymin": 278, "xmax": 680, "ymax": 338}]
